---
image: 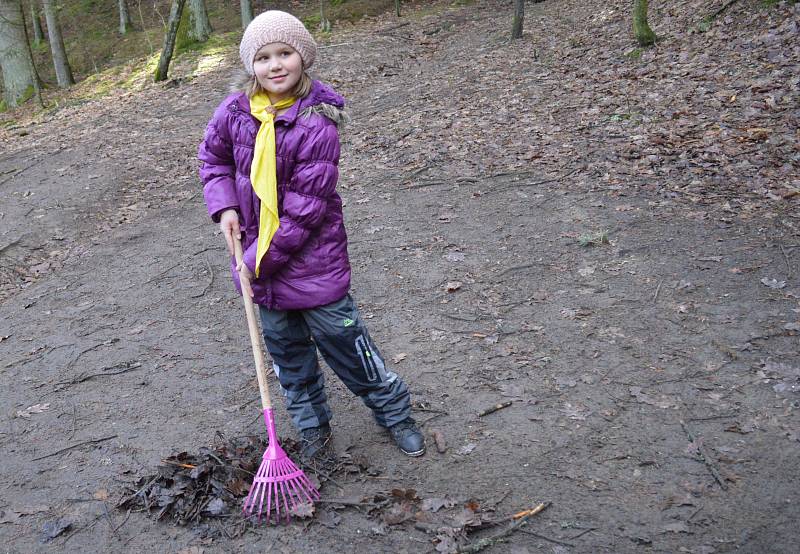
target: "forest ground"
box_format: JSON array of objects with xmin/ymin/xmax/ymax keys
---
[{"xmin": 1, "ymin": 0, "xmax": 798, "ymax": 552}]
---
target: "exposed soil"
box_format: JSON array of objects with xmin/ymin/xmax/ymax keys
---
[{"xmin": 1, "ymin": 0, "xmax": 798, "ymax": 552}]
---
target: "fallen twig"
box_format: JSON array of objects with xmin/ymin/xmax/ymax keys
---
[
  {"xmin": 680, "ymin": 420, "xmax": 728, "ymax": 491},
  {"xmin": 495, "ymin": 262, "xmax": 544, "ymax": 279},
  {"xmin": 779, "ymin": 243, "xmax": 792, "ymax": 278},
  {"xmin": 189, "ymin": 255, "xmax": 214, "ymax": 298},
  {"xmin": 65, "ymin": 339, "xmax": 121, "ymax": 371},
  {"xmin": 652, "ymin": 280, "xmax": 663, "ymax": 303},
  {"xmin": 57, "ymin": 361, "xmax": 142, "ymax": 386},
  {"xmin": 459, "ymin": 502, "xmax": 550, "ymax": 553},
  {"xmin": 0, "ymin": 238, "xmax": 21, "ymax": 256},
  {"xmin": 490, "ymin": 167, "xmax": 581, "ymax": 194},
  {"xmin": 567, "ymin": 526, "xmax": 598, "ymax": 540},
  {"xmin": 32, "ymin": 435, "xmax": 118, "ymax": 462},
  {"xmin": 478, "ymin": 401, "xmax": 512, "ymax": 417},
  {"xmin": 102, "ymin": 501, "xmax": 120, "ymax": 540},
  {"xmin": 518, "ymin": 528, "xmax": 575, "ymax": 547}
]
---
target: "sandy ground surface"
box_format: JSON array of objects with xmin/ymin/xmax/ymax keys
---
[{"xmin": 1, "ymin": 0, "xmax": 798, "ymax": 552}]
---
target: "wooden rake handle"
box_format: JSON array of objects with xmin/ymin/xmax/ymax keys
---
[{"xmin": 233, "ymin": 237, "xmax": 272, "ymax": 410}]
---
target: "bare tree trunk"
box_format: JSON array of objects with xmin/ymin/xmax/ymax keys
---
[
  {"xmin": 633, "ymin": 0, "xmax": 656, "ymax": 46},
  {"xmin": 154, "ymin": 0, "xmax": 186, "ymax": 82},
  {"xmin": 41, "ymin": 0, "xmax": 74, "ymax": 87},
  {"xmin": 395, "ymin": 0, "xmax": 401, "ymax": 17},
  {"xmin": 319, "ymin": 0, "xmax": 330, "ymax": 32},
  {"xmin": 0, "ymin": 0, "xmax": 40, "ymax": 107},
  {"xmin": 30, "ymin": 0, "xmax": 44, "ymax": 44},
  {"xmin": 188, "ymin": 0, "xmax": 211, "ymax": 42},
  {"xmin": 511, "ymin": 0, "xmax": 524, "ymax": 39},
  {"xmin": 240, "ymin": 0, "xmax": 252, "ymax": 29},
  {"xmin": 118, "ymin": 0, "xmax": 132, "ymax": 35}
]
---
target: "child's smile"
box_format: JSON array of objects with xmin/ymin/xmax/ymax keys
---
[{"xmin": 253, "ymin": 42, "xmax": 303, "ymax": 103}]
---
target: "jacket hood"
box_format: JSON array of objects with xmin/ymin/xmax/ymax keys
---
[{"xmin": 230, "ymin": 71, "xmax": 349, "ymax": 127}]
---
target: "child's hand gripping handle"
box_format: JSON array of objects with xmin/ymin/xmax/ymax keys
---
[{"xmin": 233, "ymin": 237, "xmax": 272, "ymax": 410}]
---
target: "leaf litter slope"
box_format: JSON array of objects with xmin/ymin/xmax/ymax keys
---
[{"xmin": 0, "ymin": 0, "xmax": 798, "ymax": 552}]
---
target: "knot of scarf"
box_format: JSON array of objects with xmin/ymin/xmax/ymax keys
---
[{"xmin": 249, "ymin": 92, "xmax": 297, "ymax": 277}]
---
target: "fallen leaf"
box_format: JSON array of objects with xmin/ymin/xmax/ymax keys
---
[
  {"xmin": 422, "ymin": 497, "xmax": 454, "ymax": 512},
  {"xmin": 760, "ymin": 277, "xmax": 786, "ymax": 289},
  {"xmin": 661, "ymin": 522, "xmax": 691, "ymax": 534},
  {"xmin": 205, "ymin": 498, "xmax": 227, "ymax": 516},
  {"xmin": 391, "ymin": 488, "xmax": 419, "ymax": 501},
  {"xmin": 15, "ymin": 403, "xmax": 50, "ymax": 418},
  {"xmin": 560, "ymin": 402, "xmax": 590, "ymax": 420},
  {"xmin": 289, "ymin": 501, "xmax": 314, "ymax": 519},
  {"xmin": 435, "ymin": 534, "xmax": 458, "ymax": 554},
  {"xmin": 317, "ymin": 509, "xmax": 341, "ymax": 528},
  {"xmin": 391, "ymin": 352, "xmax": 407, "ymax": 364},
  {"xmin": 383, "ymin": 503, "xmax": 413, "ymax": 525},
  {"xmin": 630, "ymin": 387, "xmax": 676, "ymax": 409},
  {"xmin": 93, "ymin": 489, "xmax": 109, "ymax": 501},
  {"xmin": 40, "ymin": 519, "xmax": 71, "ymax": 543},
  {"xmin": 177, "ymin": 548, "xmax": 204, "ymax": 554},
  {"xmin": 444, "ymin": 281, "xmax": 462, "ymax": 292},
  {"xmin": 0, "ymin": 510, "xmax": 21, "ymax": 524},
  {"xmin": 452, "ymin": 505, "xmax": 483, "ymax": 528},
  {"xmin": 457, "ymin": 443, "xmax": 476, "ymax": 455}
]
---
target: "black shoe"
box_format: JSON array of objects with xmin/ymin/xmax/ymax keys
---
[
  {"xmin": 388, "ymin": 419, "xmax": 425, "ymax": 457},
  {"xmin": 299, "ymin": 424, "xmax": 332, "ymax": 463}
]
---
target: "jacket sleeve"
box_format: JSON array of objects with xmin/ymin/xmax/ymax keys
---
[
  {"xmin": 243, "ymin": 121, "xmax": 340, "ymax": 276},
  {"xmin": 198, "ymin": 105, "xmax": 239, "ymax": 223}
]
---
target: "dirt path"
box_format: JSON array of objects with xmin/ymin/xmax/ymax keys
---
[{"xmin": 1, "ymin": 0, "xmax": 798, "ymax": 552}]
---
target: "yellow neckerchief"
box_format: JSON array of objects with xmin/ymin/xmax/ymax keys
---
[{"xmin": 249, "ymin": 91, "xmax": 297, "ymax": 277}]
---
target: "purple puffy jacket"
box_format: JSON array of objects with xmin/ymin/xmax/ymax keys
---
[{"xmin": 198, "ymin": 80, "xmax": 351, "ymax": 310}]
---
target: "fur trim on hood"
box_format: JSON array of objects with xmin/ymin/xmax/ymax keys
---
[{"xmin": 229, "ymin": 70, "xmax": 350, "ymax": 128}]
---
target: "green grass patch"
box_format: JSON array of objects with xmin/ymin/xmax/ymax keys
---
[
  {"xmin": 625, "ymin": 47, "xmax": 643, "ymax": 60},
  {"xmin": 578, "ymin": 231, "xmax": 610, "ymax": 247}
]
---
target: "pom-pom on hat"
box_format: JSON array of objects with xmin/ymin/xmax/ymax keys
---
[{"xmin": 239, "ymin": 11, "xmax": 317, "ymax": 75}]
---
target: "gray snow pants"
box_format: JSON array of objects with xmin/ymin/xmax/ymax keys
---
[{"xmin": 258, "ymin": 294, "xmax": 412, "ymax": 431}]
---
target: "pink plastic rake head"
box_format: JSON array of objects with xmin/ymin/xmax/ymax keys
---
[{"xmin": 243, "ymin": 408, "xmax": 320, "ymax": 523}]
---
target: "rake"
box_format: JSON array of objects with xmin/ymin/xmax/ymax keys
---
[{"xmin": 233, "ymin": 238, "xmax": 320, "ymax": 523}]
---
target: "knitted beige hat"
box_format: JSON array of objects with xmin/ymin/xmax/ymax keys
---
[{"xmin": 239, "ymin": 11, "xmax": 317, "ymax": 75}]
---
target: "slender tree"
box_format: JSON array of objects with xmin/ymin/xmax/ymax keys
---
[
  {"xmin": 30, "ymin": 0, "xmax": 44, "ymax": 44},
  {"xmin": 395, "ymin": 0, "xmax": 401, "ymax": 17},
  {"xmin": 154, "ymin": 0, "xmax": 186, "ymax": 82},
  {"xmin": 0, "ymin": 0, "xmax": 39, "ymax": 107},
  {"xmin": 633, "ymin": 0, "xmax": 656, "ymax": 46},
  {"xmin": 41, "ymin": 0, "xmax": 74, "ymax": 87},
  {"xmin": 188, "ymin": 0, "xmax": 211, "ymax": 42},
  {"xmin": 240, "ymin": 0, "xmax": 252, "ymax": 28},
  {"xmin": 319, "ymin": 0, "xmax": 330, "ymax": 32},
  {"xmin": 118, "ymin": 0, "xmax": 132, "ymax": 35},
  {"xmin": 511, "ymin": 0, "xmax": 524, "ymax": 39}
]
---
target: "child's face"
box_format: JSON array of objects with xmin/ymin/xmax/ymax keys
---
[{"xmin": 253, "ymin": 43, "xmax": 303, "ymax": 102}]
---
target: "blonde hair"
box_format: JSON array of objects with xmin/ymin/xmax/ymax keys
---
[{"xmin": 246, "ymin": 71, "xmax": 313, "ymax": 100}]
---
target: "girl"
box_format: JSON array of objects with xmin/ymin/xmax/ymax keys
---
[{"xmin": 198, "ymin": 11, "xmax": 424, "ymax": 461}]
